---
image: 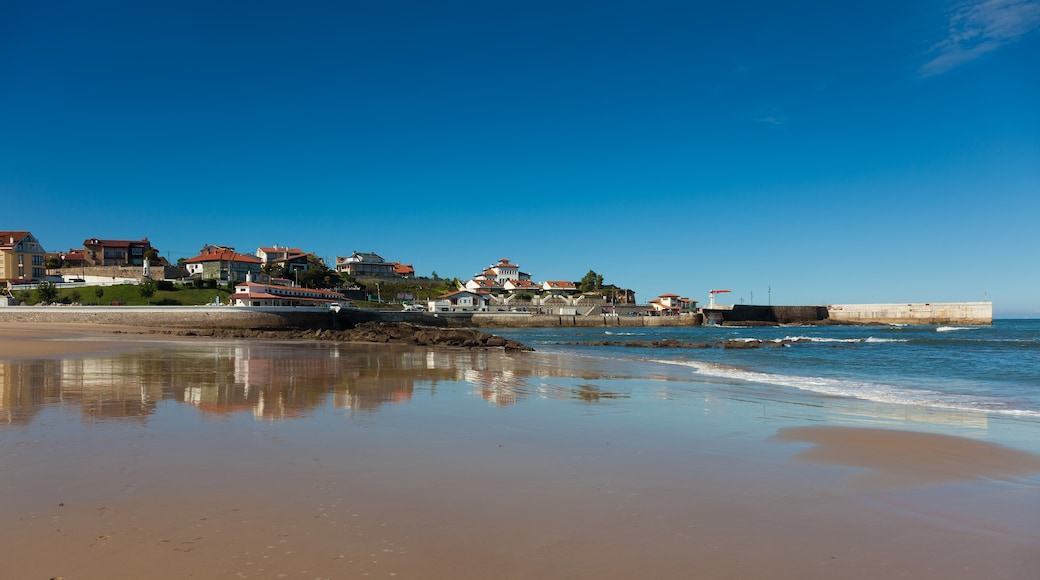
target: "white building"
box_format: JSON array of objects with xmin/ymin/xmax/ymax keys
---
[
  {"xmin": 427, "ymin": 290, "xmax": 490, "ymax": 312},
  {"xmin": 231, "ymin": 281, "xmax": 346, "ymax": 308}
]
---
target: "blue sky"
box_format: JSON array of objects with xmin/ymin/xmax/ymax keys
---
[{"xmin": 2, "ymin": 1, "xmax": 1038, "ymax": 316}]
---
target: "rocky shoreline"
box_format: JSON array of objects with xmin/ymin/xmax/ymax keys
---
[{"xmin": 117, "ymin": 321, "xmax": 534, "ymax": 351}]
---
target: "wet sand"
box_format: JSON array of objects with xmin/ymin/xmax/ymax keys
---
[
  {"xmin": 0, "ymin": 321, "xmax": 161, "ymax": 358},
  {"xmin": 2, "ymin": 324, "xmax": 1039, "ymax": 578}
]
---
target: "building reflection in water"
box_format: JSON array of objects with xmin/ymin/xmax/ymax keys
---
[{"xmin": 0, "ymin": 342, "xmax": 643, "ymax": 425}]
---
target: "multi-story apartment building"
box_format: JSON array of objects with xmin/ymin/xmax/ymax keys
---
[{"xmin": 0, "ymin": 231, "xmax": 47, "ymax": 288}]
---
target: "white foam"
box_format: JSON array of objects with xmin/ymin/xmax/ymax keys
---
[
  {"xmin": 732, "ymin": 335, "xmax": 908, "ymax": 344},
  {"xmin": 937, "ymin": 326, "xmax": 976, "ymax": 332},
  {"xmin": 648, "ymin": 358, "xmax": 1039, "ymax": 417}
]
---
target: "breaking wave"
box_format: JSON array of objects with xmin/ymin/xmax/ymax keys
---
[{"xmin": 651, "ymin": 358, "xmax": 1039, "ymax": 417}]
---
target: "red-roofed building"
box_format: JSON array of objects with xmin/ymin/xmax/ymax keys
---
[
  {"xmin": 82, "ymin": 237, "xmax": 163, "ymax": 267},
  {"xmin": 183, "ymin": 249, "xmax": 263, "ymax": 282},
  {"xmin": 465, "ymin": 258, "xmax": 533, "ymax": 293},
  {"xmin": 57, "ymin": 249, "xmax": 88, "ymax": 268},
  {"xmin": 390, "ymin": 262, "xmax": 415, "ymax": 278},
  {"xmin": 231, "ymin": 282, "xmax": 346, "ymax": 308},
  {"xmin": 464, "ymin": 279, "xmax": 499, "ymax": 292},
  {"xmin": 503, "ymin": 279, "xmax": 538, "ymax": 292},
  {"xmin": 256, "ymin": 244, "xmax": 312, "ymax": 273},
  {"xmin": 542, "ymin": 280, "xmax": 579, "ymax": 295},
  {"xmin": 650, "ymin": 293, "xmax": 698, "ymax": 315}
]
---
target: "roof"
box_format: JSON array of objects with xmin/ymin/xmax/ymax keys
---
[
  {"xmin": 84, "ymin": 237, "xmax": 151, "ymax": 247},
  {"xmin": 0, "ymin": 231, "xmax": 31, "ymax": 248},
  {"xmin": 437, "ymin": 289, "xmax": 491, "ymax": 299},
  {"xmin": 347, "ymin": 251, "xmax": 385, "ymax": 262},
  {"xmin": 544, "ymin": 280, "xmax": 577, "ymax": 289},
  {"xmin": 258, "ymin": 246, "xmax": 304, "ymax": 254},
  {"xmin": 392, "ymin": 262, "xmax": 415, "ymax": 275},
  {"xmin": 233, "ymin": 282, "xmax": 344, "ymax": 298},
  {"xmin": 184, "ymin": 250, "xmax": 262, "ymax": 264}
]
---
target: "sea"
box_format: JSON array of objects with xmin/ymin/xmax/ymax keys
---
[
  {"xmin": 2, "ymin": 319, "xmax": 1037, "ymax": 454},
  {"xmin": 489, "ymin": 319, "xmax": 1040, "ymax": 444}
]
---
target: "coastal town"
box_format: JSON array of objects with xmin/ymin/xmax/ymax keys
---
[
  {"xmin": 0, "ymin": 230, "xmax": 699, "ymax": 315},
  {"xmin": 1, "ymin": 230, "xmax": 993, "ymax": 326}
]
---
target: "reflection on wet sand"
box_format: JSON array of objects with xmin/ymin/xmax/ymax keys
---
[{"xmin": 0, "ymin": 342, "xmax": 647, "ymax": 424}]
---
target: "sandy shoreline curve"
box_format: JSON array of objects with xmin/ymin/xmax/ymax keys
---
[{"xmin": 775, "ymin": 425, "xmax": 1040, "ymax": 488}]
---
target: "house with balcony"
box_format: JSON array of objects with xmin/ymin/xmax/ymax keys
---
[
  {"xmin": 336, "ymin": 252, "xmax": 398, "ymax": 278},
  {"xmin": 82, "ymin": 237, "xmax": 163, "ymax": 267},
  {"xmin": 0, "ymin": 231, "xmax": 47, "ymax": 288}
]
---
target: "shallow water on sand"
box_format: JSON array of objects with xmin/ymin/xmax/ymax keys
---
[{"xmin": 1, "ymin": 339, "xmax": 1038, "ymax": 579}]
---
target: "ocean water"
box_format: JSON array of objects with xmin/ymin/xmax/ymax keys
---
[{"xmin": 490, "ymin": 319, "xmax": 1040, "ymax": 419}]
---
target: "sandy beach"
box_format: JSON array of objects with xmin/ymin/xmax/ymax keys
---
[{"xmin": 2, "ymin": 323, "xmax": 1039, "ymax": 579}]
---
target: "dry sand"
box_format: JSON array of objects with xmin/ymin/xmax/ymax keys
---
[{"xmin": 2, "ymin": 323, "xmax": 1039, "ymax": 579}]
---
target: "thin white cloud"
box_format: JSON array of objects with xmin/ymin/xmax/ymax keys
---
[
  {"xmin": 751, "ymin": 106, "xmax": 787, "ymax": 126},
  {"xmin": 921, "ymin": 0, "xmax": 1040, "ymax": 77},
  {"xmin": 755, "ymin": 115, "xmax": 786, "ymax": 126}
]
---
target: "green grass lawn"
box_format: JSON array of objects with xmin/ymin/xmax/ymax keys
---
[{"xmin": 15, "ymin": 284, "xmax": 234, "ymax": 306}]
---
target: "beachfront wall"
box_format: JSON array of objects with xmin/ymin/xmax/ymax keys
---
[{"xmin": 826, "ymin": 302, "xmax": 992, "ymax": 325}]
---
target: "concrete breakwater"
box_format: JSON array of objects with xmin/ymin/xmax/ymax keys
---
[
  {"xmin": 702, "ymin": 302, "xmax": 992, "ymax": 326},
  {"xmin": 826, "ymin": 302, "xmax": 992, "ymax": 325}
]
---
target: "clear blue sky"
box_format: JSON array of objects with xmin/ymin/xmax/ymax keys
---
[{"xmin": 2, "ymin": 1, "xmax": 1037, "ymax": 316}]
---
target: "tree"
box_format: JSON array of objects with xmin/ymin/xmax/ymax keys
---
[
  {"xmin": 579, "ymin": 270, "xmax": 602, "ymax": 293},
  {"xmin": 46, "ymin": 256, "xmax": 61, "ymax": 269},
  {"xmin": 36, "ymin": 281, "xmax": 58, "ymax": 303},
  {"xmin": 95, "ymin": 287, "xmax": 105, "ymax": 304},
  {"xmin": 296, "ymin": 256, "xmax": 342, "ymax": 289},
  {"xmin": 139, "ymin": 280, "xmax": 157, "ymax": 300}
]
